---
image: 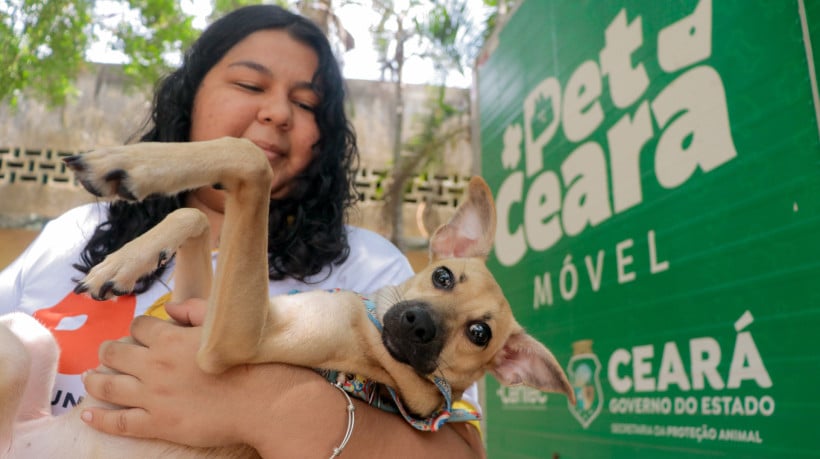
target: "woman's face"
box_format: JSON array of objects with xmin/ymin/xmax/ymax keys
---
[{"xmin": 189, "ymin": 29, "xmax": 320, "ymax": 209}]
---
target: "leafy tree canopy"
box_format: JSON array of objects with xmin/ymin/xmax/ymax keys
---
[
  {"xmin": 1, "ymin": 0, "xmax": 203, "ymax": 107},
  {"xmin": 0, "ymin": 0, "xmax": 357, "ymax": 107}
]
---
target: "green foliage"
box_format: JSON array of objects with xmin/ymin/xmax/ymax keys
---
[
  {"xmin": 0, "ymin": 0, "xmax": 93, "ymax": 107},
  {"xmin": 0, "ymin": 0, "xmax": 360, "ymax": 107},
  {"xmin": 211, "ymin": 0, "xmax": 289, "ymax": 20},
  {"xmin": 0, "ymin": 0, "xmax": 211, "ymax": 108},
  {"xmin": 115, "ymin": 0, "xmax": 199, "ymax": 91},
  {"xmin": 480, "ymin": 0, "xmax": 517, "ymax": 42},
  {"xmin": 415, "ymin": 0, "xmax": 478, "ymax": 77},
  {"xmin": 403, "ymin": 85, "xmax": 466, "ymax": 173},
  {"xmin": 365, "ymin": 0, "xmax": 499, "ymax": 84}
]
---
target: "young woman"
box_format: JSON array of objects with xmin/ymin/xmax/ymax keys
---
[{"xmin": 0, "ymin": 5, "xmax": 484, "ymax": 457}]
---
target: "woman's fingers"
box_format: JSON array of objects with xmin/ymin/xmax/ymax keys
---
[
  {"xmin": 82, "ymin": 370, "xmax": 144, "ymax": 408},
  {"xmin": 80, "ymin": 405, "xmax": 153, "ymax": 438},
  {"xmin": 129, "ymin": 315, "xmax": 195, "ymax": 347},
  {"xmin": 165, "ymin": 298, "xmax": 208, "ymax": 326}
]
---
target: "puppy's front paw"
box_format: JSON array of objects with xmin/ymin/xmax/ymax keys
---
[
  {"xmin": 64, "ymin": 148, "xmax": 145, "ymax": 200},
  {"xmin": 77, "ymin": 244, "xmax": 172, "ymax": 301}
]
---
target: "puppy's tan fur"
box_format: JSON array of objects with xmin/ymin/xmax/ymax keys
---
[{"xmin": 0, "ymin": 138, "xmax": 573, "ymax": 458}]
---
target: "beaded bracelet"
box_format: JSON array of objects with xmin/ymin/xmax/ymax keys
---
[{"xmin": 329, "ymin": 382, "xmax": 356, "ymax": 458}]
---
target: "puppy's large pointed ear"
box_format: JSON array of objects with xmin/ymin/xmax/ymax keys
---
[
  {"xmin": 429, "ymin": 176, "xmax": 496, "ymax": 261},
  {"xmin": 489, "ymin": 330, "xmax": 576, "ymax": 405}
]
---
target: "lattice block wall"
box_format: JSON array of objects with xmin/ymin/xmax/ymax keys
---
[
  {"xmin": 353, "ymin": 167, "xmax": 386, "ymax": 202},
  {"xmin": 403, "ymin": 174, "xmax": 471, "ymax": 208},
  {"xmin": 353, "ymin": 169, "xmax": 470, "ymax": 208},
  {"xmin": 0, "ymin": 148, "xmax": 81, "ymax": 186}
]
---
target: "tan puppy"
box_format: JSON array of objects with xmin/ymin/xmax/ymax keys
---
[{"xmin": 0, "ymin": 138, "xmax": 574, "ymax": 458}]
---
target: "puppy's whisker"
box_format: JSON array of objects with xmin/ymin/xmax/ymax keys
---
[
  {"xmin": 391, "ymin": 288, "xmax": 406, "ymax": 303},
  {"xmin": 376, "ymin": 285, "xmax": 405, "ymax": 306}
]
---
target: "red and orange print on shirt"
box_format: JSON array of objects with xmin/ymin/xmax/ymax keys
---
[{"xmin": 33, "ymin": 292, "xmax": 136, "ymax": 374}]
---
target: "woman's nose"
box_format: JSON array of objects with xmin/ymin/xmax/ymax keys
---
[{"xmin": 258, "ymin": 94, "xmax": 292, "ymax": 129}]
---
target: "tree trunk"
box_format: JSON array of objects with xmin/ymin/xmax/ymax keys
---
[{"xmin": 388, "ymin": 21, "xmax": 406, "ymax": 250}]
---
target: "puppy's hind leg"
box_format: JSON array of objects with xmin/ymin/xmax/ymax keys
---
[{"xmin": 196, "ymin": 146, "xmax": 272, "ymax": 374}]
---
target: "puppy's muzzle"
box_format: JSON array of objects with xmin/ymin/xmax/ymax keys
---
[{"xmin": 382, "ymin": 301, "xmax": 445, "ymax": 375}]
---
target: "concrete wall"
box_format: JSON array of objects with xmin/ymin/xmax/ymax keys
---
[{"xmin": 0, "ymin": 64, "xmax": 150, "ymax": 151}]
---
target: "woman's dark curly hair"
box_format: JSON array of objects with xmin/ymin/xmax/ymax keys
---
[{"xmin": 75, "ymin": 4, "xmax": 359, "ymax": 290}]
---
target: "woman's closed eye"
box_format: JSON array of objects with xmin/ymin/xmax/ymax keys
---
[
  {"xmin": 235, "ymin": 82, "xmax": 264, "ymax": 92},
  {"xmin": 292, "ymin": 99, "xmax": 315, "ymax": 112}
]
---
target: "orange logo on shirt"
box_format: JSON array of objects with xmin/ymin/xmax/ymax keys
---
[{"xmin": 33, "ymin": 292, "xmax": 136, "ymax": 374}]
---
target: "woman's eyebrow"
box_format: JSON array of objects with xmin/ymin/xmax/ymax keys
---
[
  {"xmin": 228, "ymin": 60, "xmax": 273, "ymax": 76},
  {"xmin": 227, "ymin": 60, "xmax": 316, "ymax": 91}
]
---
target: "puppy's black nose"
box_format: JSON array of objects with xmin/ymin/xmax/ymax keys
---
[
  {"xmin": 401, "ymin": 306, "xmax": 436, "ymax": 343},
  {"xmin": 382, "ymin": 302, "xmax": 444, "ymax": 375}
]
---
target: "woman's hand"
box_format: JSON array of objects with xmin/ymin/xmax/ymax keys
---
[
  {"xmin": 81, "ymin": 300, "xmax": 270, "ymax": 447},
  {"xmin": 81, "ymin": 298, "xmax": 357, "ymax": 455}
]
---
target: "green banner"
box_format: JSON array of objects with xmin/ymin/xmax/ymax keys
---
[{"xmin": 477, "ymin": 0, "xmax": 820, "ymax": 457}]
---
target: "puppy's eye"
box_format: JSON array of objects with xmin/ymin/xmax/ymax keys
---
[
  {"xmin": 467, "ymin": 322, "xmax": 492, "ymax": 347},
  {"xmin": 432, "ymin": 266, "xmax": 455, "ymax": 290}
]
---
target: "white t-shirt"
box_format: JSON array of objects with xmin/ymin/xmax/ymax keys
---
[{"xmin": 0, "ymin": 202, "xmax": 481, "ymax": 418}]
